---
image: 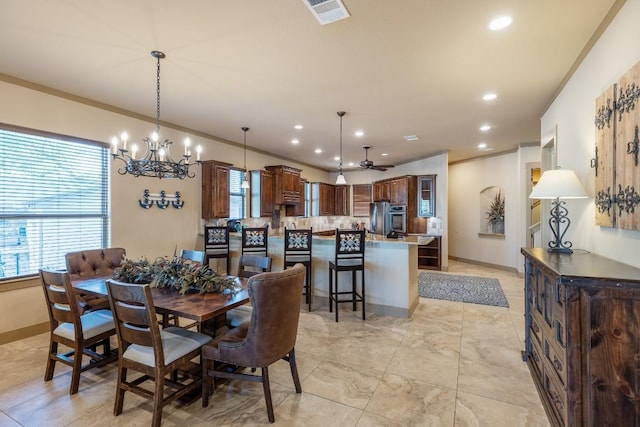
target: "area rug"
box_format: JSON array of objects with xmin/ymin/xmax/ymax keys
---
[{"xmin": 418, "ymin": 272, "xmax": 509, "ymax": 307}]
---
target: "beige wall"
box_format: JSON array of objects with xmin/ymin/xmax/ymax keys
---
[
  {"xmin": 540, "ymin": 0, "xmax": 640, "ymax": 268},
  {"xmin": 0, "ymin": 79, "xmax": 328, "ymax": 337}
]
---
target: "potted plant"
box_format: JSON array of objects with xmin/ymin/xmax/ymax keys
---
[
  {"xmin": 486, "ymin": 191, "xmax": 505, "ymax": 234},
  {"xmin": 113, "ymin": 253, "xmax": 238, "ymax": 295}
]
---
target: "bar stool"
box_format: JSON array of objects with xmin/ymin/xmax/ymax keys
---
[
  {"xmin": 204, "ymin": 226, "xmax": 230, "ymax": 274},
  {"xmin": 241, "ymin": 226, "xmax": 269, "ymax": 257},
  {"xmin": 284, "ymin": 227, "xmax": 313, "ymax": 311},
  {"xmin": 329, "ymin": 229, "xmax": 366, "ymax": 322}
]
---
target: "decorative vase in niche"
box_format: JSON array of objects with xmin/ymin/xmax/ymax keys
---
[{"xmin": 493, "ymin": 220, "xmax": 504, "ymax": 234}]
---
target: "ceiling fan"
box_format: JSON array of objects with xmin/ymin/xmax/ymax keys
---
[{"xmin": 359, "ymin": 145, "xmax": 394, "ymax": 171}]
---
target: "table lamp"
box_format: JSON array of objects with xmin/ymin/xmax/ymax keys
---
[{"xmin": 529, "ymin": 168, "xmax": 588, "ymax": 253}]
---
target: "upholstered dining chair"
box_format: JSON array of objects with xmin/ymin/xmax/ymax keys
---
[
  {"xmin": 65, "ymin": 247, "xmax": 126, "ymax": 313},
  {"xmin": 39, "ymin": 269, "xmax": 117, "ymax": 395},
  {"xmin": 203, "ymin": 225, "xmax": 230, "ymax": 274},
  {"xmin": 225, "ymin": 254, "xmax": 273, "ymax": 328},
  {"xmin": 106, "ymin": 280, "xmax": 212, "ymax": 427},
  {"xmin": 201, "ymin": 264, "xmax": 306, "ymax": 423}
]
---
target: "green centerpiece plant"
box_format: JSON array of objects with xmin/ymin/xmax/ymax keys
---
[
  {"xmin": 486, "ymin": 190, "xmax": 505, "ymax": 234},
  {"xmin": 113, "ymin": 253, "xmax": 238, "ymax": 295}
]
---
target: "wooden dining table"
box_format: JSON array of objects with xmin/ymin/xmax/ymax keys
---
[{"xmin": 73, "ymin": 276, "xmax": 249, "ymax": 325}]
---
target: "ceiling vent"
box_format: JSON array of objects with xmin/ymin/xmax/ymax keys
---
[{"xmin": 303, "ymin": 0, "xmax": 350, "ymax": 25}]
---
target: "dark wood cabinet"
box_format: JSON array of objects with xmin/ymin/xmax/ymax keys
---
[
  {"xmin": 250, "ymin": 170, "xmax": 274, "ymax": 218},
  {"xmin": 390, "ymin": 178, "xmax": 407, "ymax": 204},
  {"xmin": 352, "ymin": 184, "xmax": 372, "ymax": 217},
  {"xmin": 311, "ymin": 182, "xmax": 335, "ymax": 216},
  {"xmin": 417, "ymin": 236, "xmax": 440, "ymax": 270},
  {"xmin": 522, "ymin": 248, "xmax": 640, "ymax": 427},
  {"xmin": 334, "ymin": 185, "xmax": 349, "ymax": 216},
  {"xmin": 373, "ymin": 181, "xmax": 390, "ymax": 202},
  {"xmin": 265, "ymin": 165, "xmax": 302, "ymax": 205},
  {"xmin": 286, "ymin": 178, "xmax": 307, "ymax": 217},
  {"xmin": 201, "ymin": 160, "xmax": 232, "ymax": 219}
]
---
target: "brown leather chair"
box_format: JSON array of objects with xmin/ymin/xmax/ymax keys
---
[
  {"xmin": 106, "ymin": 280, "xmax": 212, "ymax": 427},
  {"xmin": 65, "ymin": 247, "xmax": 126, "ymax": 312},
  {"xmin": 39, "ymin": 269, "xmax": 117, "ymax": 395},
  {"xmin": 65, "ymin": 247, "xmax": 126, "ymax": 279},
  {"xmin": 201, "ymin": 264, "xmax": 306, "ymax": 423},
  {"xmin": 224, "ymin": 255, "xmax": 273, "ymax": 328}
]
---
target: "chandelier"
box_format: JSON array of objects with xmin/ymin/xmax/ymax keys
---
[
  {"xmin": 110, "ymin": 50, "xmax": 201, "ymax": 179},
  {"xmin": 336, "ymin": 111, "xmax": 347, "ymax": 185}
]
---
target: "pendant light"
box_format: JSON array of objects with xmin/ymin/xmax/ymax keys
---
[
  {"xmin": 241, "ymin": 127, "xmax": 250, "ymax": 189},
  {"xmin": 336, "ymin": 111, "xmax": 347, "ymax": 185}
]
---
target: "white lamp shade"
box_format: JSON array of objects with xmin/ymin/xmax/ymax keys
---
[
  {"xmin": 240, "ymin": 179, "xmax": 250, "ymax": 189},
  {"xmin": 336, "ymin": 173, "xmax": 347, "ymax": 185},
  {"xmin": 529, "ymin": 169, "xmax": 588, "ymax": 199}
]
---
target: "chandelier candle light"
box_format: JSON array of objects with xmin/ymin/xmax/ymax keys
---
[
  {"xmin": 529, "ymin": 168, "xmax": 588, "ymax": 253},
  {"xmin": 336, "ymin": 111, "xmax": 347, "ymax": 185},
  {"xmin": 110, "ymin": 50, "xmax": 202, "ymax": 179}
]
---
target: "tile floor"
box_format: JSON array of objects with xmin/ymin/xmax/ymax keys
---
[{"xmin": 0, "ymin": 260, "xmax": 550, "ymax": 426}]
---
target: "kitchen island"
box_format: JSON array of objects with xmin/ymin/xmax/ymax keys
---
[{"xmin": 217, "ymin": 232, "xmax": 427, "ymax": 317}]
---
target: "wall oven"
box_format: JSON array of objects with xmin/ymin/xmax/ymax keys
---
[{"xmin": 388, "ymin": 204, "xmax": 407, "ymax": 234}]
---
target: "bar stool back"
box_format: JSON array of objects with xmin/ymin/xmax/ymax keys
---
[
  {"xmin": 241, "ymin": 226, "xmax": 269, "ymax": 257},
  {"xmin": 204, "ymin": 226, "xmax": 230, "ymax": 274},
  {"xmin": 328, "ymin": 229, "xmax": 366, "ymax": 322},
  {"xmin": 284, "ymin": 227, "xmax": 313, "ymax": 311}
]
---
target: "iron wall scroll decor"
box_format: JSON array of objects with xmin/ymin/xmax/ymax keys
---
[
  {"xmin": 138, "ymin": 189, "xmax": 184, "ymax": 209},
  {"xmin": 593, "ymin": 60, "xmax": 640, "ymax": 230}
]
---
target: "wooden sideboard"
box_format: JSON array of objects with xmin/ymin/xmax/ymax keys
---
[{"xmin": 521, "ymin": 248, "xmax": 640, "ymax": 426}]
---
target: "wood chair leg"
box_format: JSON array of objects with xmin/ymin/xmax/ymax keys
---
[
  {"xmin": 70, "ymin": 342, "xmax": 83, "ymax": 394},
  {"xmin": 288, "ymin": 348, "xmax": 302, "ymax": 393},
  {"xmin": 361, "ymin": 270, "xmax": 366, "ymax": 320},
  {"xmin": 152, "ymin": 373, "xmax": 164, "ymax": 427},
  {"xmin": 352, "ymin": 270, "xmax": 357, "ymax": 311},
  {"xmin": 114, "ymin": 366, "xmax": 126, "ymax": 416},
  {"xmin": 202, "ymin": 358, "xmax": 211, "ymax": 407},
  {"xmin": 261, "ymin": 367, "xmax": 275, "ymax": 423},
  {"xmin": 44, "ymin": 340, "xmax": 57, "ymax": 381},
  {"xmin": 328, "ymin": 268, "xmax": 333, "ymax": 313}
]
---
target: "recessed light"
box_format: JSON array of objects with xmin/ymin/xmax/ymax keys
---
[
  {"xmin": 482, "ymin": 93, "xmax": 497, "ymax": 101},
  {"xmin": 403, "ymin": 135, "xmax": 419, "ymax": 142},
  {"xmin": 489, "ymin": 16, "xmax": 512, "ymax": 31},
  {"xmin": 381, "ymin": 153, "xmax": 388, "ymax": 156},
  {"xmin": 478, "ymin": 143, "xmax": 487, "ymax": 149},
  {"xmin": 348, "ymin": 162, "xmax": 354, "ymax": 166},
  {"xmin": 480, "ymin": 125, "xmax": 491, "ymax": 132},
  {"xmin": 291, "ymin": 138, "xmax": 299, "ymax": 144},
  {"xmin": 334, "ymin": 156, "xmax": 340, "ymax": 161},
  {"xmin": 314, "ymin": 148, "xmax": 322, "ymax": 154},
  {"xmin": 294, "ymin": 125, "xmax": 303, "ymax": 130},
  {"xmin": 354, "ymin": 130, "xmax": 364, "ymax": 137}
]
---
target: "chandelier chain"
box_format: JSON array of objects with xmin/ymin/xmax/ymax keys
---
[{"xmin": 156, "ymin": 54, "xmax": 161, "ymax": 134}]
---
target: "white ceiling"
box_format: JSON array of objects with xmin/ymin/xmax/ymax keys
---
[{"xmin": 0, "ymin": 0, "xmax": 618, "ymax": 172}]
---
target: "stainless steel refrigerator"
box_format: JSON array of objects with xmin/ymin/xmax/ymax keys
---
[{"xmin": 369, "ymin": 201, "xmax": 391, "ymax": 235}]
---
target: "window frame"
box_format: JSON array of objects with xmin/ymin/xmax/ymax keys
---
[
  {"xmin": 0, "ymin": 122, "xmax": 110, "ymax": 282},
  {"xmin": 228, "ymin": 167, "xmax": 247, "ymax": 219}
]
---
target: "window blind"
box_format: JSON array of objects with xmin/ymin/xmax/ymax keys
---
[
  {"xmin": 0, "ymin": 126, "xmax": 109, "ymax": 280},
  {"xmin": 229, "ymin": 169, "xmax": 246, "ymax": 219}
]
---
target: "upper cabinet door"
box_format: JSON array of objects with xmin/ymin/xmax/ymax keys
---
[{"xmin": 417, "ymin": 175, "xmax": 436, "ymax": 217}]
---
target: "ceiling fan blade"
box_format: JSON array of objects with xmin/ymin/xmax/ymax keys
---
[
  {"xmin": 371, "ymin": 166, "xmax": 389, "ymax": 171},
  {"xmin": 374, "ymin": 165, "xmax": 395, "ymax": 169}
]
